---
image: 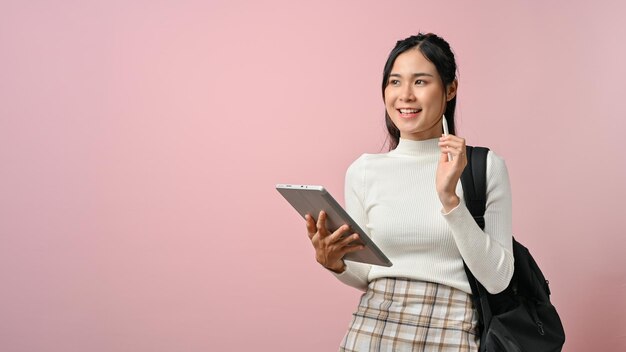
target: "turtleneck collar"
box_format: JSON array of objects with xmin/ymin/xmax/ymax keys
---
[{"xmin": 390, "ymin": 137, "xmax": 440, "ymax": 156}]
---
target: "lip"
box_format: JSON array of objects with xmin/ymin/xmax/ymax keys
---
[{"xmin": 397, "ymin": 108, "xmax": 422, "ymax": 119}]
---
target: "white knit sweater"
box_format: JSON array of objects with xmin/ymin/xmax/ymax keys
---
[{"xmin": 334, "ymin": 137, "xmax": 514, "ymax": 294}]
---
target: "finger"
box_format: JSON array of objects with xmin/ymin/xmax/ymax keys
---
[
  {"xmin": 339, "ymin": 244, "xmax": 366, "ymax": 256},
  {"xmin": 439, "ymin": 149, "xmax": 450, "ymax": 163},
  {"xmin": 316, "ymin": 210, "xmax": 329, "ymax": 237},
  {"xmin": 439, "ymin": 134, "xmax": 457, "ymax": 142},
  {"xmin": 329, "ymin": 224, "xmax": 351, "ymax": 242},
  {"xmin": 439, "ymin": 135, "xmax": 465, "ymax": 148},
  {"xmin": 305, "ymin": 214, "xmax": 317, "ymax": 239},
  {"xmin": 438, "ymin": 143, "xmax": 455, "ymax": 162},
  {"xmin": 338, "ymin": 233, "xmax": 361, "ymax": 247},
  {"xmin": 439, "ymin": 141, "xmax": 465, "ymax": 157},
  {"xmin": 440, "ymin": 134, "xmax": 464, "ymax": 142},
  {"xmin": 439, "ymin": 139, "xmax": 464, "ymax": 150},
  {"xmin": 445, "ymin": 147, "xmax": 465, "ymax": 163},
  {"xmin": 438, "ymin": 139, "xmax": 455, "ymax": 150},
  {"xmin": 450, "ymin": 142, "xmax": 466, "ymax": 158}
]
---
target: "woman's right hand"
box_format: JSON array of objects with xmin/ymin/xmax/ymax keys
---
[{"xmin": 306, "ymin": 211, "xmax": 364, "ymax": 273}]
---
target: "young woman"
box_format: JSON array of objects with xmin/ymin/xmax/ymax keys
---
[{"xmin": 305, "ymin": 33, "xmax": 514, "ymax": 351}]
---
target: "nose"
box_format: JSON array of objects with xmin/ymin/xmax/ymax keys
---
[{"xmin": 399, "ymin": 84, "xmax": 415, "ymax": 102}]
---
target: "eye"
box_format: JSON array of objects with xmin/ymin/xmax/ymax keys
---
[
  {"xmin": 415, "ymin": 79, "xmax": 425, "ymax": 85},
  {"xmin": 388, "ymin": 79, "xmax": 400, "ymax": 86}
]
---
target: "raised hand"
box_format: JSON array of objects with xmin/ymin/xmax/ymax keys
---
[{"xmin": 436, "ymin": 134, "xmax": 468, "ymax": 212}]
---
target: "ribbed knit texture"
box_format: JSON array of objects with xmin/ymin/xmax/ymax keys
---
[{"xmin": 334, "ymin": 137, "xmax": 514, "ymax": 294}]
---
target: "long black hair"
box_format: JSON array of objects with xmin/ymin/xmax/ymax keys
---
[{"xmin": 382, "ymin": 33, "xmax": 458, "ymax": 150}]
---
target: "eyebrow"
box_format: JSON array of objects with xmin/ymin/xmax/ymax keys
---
[{"xmin": 389, "ymin": 73, "xmax": 434, "ymax": 78}]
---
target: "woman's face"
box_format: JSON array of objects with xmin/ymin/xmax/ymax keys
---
[{"xmin": 384, "ymin": 48, "xmax": 457, "ymax": 141}]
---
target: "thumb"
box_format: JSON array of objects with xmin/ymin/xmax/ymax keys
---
[{"xmin": 439, "ymin": 149, "xmax": 449, "ymax": 164}]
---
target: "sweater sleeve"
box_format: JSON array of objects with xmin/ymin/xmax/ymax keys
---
[
  {"xmin": 442, "ymin": 151, "xmax": 514, "ymax": 294},
  {"xmin": 330, "ymin": 155, "xmax": 371, "ymax": 291}
]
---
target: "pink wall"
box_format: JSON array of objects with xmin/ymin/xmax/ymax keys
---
[{"xmin": 1, "ymin": 0, "xmax": 625, "ymax": 350}]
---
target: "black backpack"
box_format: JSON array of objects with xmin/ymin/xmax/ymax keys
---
[{"xmin": 460, "ymin": 146, "xmax": 566, "ymax": 352}]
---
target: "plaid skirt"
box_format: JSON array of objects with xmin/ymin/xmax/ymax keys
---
[{"xmin": 339, "ymin": 278, "xmax": 479, "ymax": 352}]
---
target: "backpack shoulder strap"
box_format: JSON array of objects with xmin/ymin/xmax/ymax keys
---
[
  {"xmin": 460, "ymin": 145, "xmax": 493, "ymax": 337},
  {"xmin": 460, "ymin": 146, "xmax": 489, "ymax": 228}
]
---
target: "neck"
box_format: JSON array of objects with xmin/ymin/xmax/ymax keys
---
[{"xmin": 391, "ymin": 137, "xmax": 440, "ymax": 156}]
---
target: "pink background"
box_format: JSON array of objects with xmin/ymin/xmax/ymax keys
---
[{"xmin": 1, "ymin": 0, "xmax": 625, "ymax": 351}]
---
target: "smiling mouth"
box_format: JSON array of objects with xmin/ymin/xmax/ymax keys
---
[
  {"xmin": 397, "ymin": 108, "xmax": 422, "ymax": 118},
  {"xmin": 398, "ymin": 108, "xmax": 421, "ymax": 113}
]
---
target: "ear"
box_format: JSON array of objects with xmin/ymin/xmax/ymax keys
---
[{"xmin": 446, "ymin": 79, "xmax": 458, "ymax": 102}]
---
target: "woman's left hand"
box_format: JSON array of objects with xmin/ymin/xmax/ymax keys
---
[{"xmin": 436, "ymin": 134, "xmax": 467, "ymax": 212}]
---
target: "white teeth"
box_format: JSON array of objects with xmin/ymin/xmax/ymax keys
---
[{"xmin": 399, "ymin": 109, "xmax": 420, "ymax": 113}]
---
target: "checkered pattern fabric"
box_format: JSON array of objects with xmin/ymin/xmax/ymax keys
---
[{"xmin": 340, "ymin": 278, "xmax": 479, "ymax": 352}]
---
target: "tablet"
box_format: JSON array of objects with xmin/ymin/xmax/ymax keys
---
[{"xmin": 276, "ymin": 184, "xmax": 392, "ymax": 267}]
